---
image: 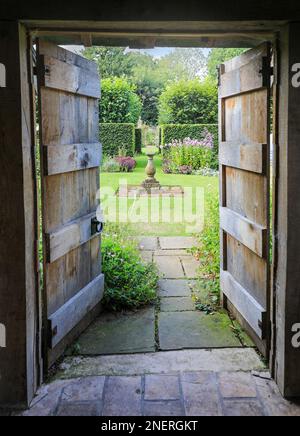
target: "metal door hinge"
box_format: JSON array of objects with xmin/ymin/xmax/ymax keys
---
[{"xmin": 260, "ymin": 57, "xmax": 274, "ymax": 87}]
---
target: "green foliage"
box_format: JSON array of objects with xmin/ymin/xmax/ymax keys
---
[
  {"xmin": 101, "ymin": 157, "xmax": 121, "ymax": 173},
  {"xmin": 158, "ymin": 79, "xmax": 218, "ymax": 125},
  {"xmin": 135, "ymin": 128, "xmax": 143, "ymax": 153},
  {"xmin": 100, "ymin": 123, "xmax": 135, "ymax": 157},
  {"xmin": 207, "ymin": 48, "xmax": 248, "ymax": 81},
  {"xmin": 164, "ymin": 143, "xmax": 212, "ymax": 173},
  {"xmin": 100, "ymin": 77, "xmax": 142, "ymax": 124},
  {"xmin": 83, "ymin": 47, "xmax": 135, "ymax": 79},
  {"xmin": 102, "ymin": 224, "xmax": 159, "ymax": 311},
  {"xmin": 194, "ymin": 190, "xmax": 220, "ymax": 298},
  {"xmin": 161, "ymin": 124, "xmax": 219, "ymax": 170}
]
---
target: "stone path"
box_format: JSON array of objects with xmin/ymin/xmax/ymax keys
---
[
  {"xmin": 70, "ymin": 237, "xmax": 248, "ymax": 356},
  {"xmin": 14, "ymin": 367, "xmax": 300, "ymax": 416},
  {"xmin": 9, "ymin": 237, "xmax": 300, "ymax": 416}
]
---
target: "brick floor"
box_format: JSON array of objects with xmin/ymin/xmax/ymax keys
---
[{"xmin": 13, "ymin": 370, "xmax": 300, "ymax": 416}]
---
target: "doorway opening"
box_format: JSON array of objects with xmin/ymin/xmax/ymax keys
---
[{"xmin": 31, "ymin": 30, "xmax": 275, "ymax": 381}]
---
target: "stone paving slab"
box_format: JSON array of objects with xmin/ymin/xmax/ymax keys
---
[
  {"xmin": 218, "ymin": 372, "xmax": 257, "ymax": 398},
  {"xmin": 154, "ymin": 256, "xmax": 185, "ymax": 279},
  {"xmin": 143, "ymin": 400, "xmax": 184, "ymax": 416},
  {"xmin": 102, "ymin": 376, "xmax": 142, "ymax": 416},
  {"xmin": 181, "ymin": 257, "xmax": 200, "ymax": 278},
  {"xmin": 140, "ymin": 251, "xmax": 153, "ymax": 263},
  {"xmin": 139, "ymin": 237, "xmax": 159, "ymax": 251},
  {"xmin": 57, "ymin": 349, "xmax": 265, "ymax": 378},
  {"xmin": 14, "ymin": 371, "xmax": 300, "ymax": 416},
  {"xmin": 154, "ymin": 250, "xmax": 190, "ymax": 257},
  {"xmin": 181, "ymin": 372, "xmax": 222, "ymax": 416},
  {"xmin": 158, "ymin": 279, "xmax": 196, "ymax": 297},
  {"xmin": 56, "ymin": 401, "xmax": 101, "ymax": 417},
  {"xmin": 144, "ymin": 374, "xmax": 180, "ymax": 400},
  {"xmin": 71, "ymin": 308, "xmax": 156, "ymax": 355},
  {"xmin": 158, "ymin": 311, "xmax": 242, "ymax": 350},
  {"xmin": 222, "ymin": 400, "xmax": 265, "ymax": 417},
  {"xmin": 160, "ymin": 297, "xmax": 195, "ymax": 312},
  {"xmin": 62, "ymin": 377, "xmax": 105, "ymax": 402},
  {"xmin": 159, "ymin": 237, "xmax": 196, "ymax": 250}
]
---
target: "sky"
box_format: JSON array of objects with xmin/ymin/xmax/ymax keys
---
[
  {"xmin": 128, "ymin": 47, "xmax": 211, "ymax": 58},
  {"xmin": 64, "ymin": 46, "xmax": 211, "ymax": 59}
]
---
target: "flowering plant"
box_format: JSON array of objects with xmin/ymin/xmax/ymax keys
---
[
  {"xmin": 162, "ymin": 130, "xmax": 215, "ymax": 174},
  {"xmin": 115, "ymin": 156, "xmax": 137, "ymax": 172}
]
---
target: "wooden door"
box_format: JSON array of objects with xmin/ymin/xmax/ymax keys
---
[
  {"xmin": 219, "ymin": 44, "xmax": 271, "ymax": 356},
  {"xmin": 37, "ymin": 41, "xmax": 103, "ymax": 368}
]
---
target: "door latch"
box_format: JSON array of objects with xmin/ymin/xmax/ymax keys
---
[{"xmin": 91, "ymin": 217, "xmax": 104, "ymax": 236}]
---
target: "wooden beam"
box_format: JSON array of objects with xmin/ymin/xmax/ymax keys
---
[
  {"xmin": 220, "ymin": 207, "xmax": 267, "ymax": 258},
  {"xmin": 219, "ymin": 142, "xmax": 267, "ymax": 174},
  {"xmin": 221, "ymin": 270, "xmax": 267, "ymax": 339},
  {"xmin": 44, "ymin": 143, "xmax": 102, "ymax": 175},
  {"xmin": 48, "ymin": 274, "xmax": 104, "ymax": 349},
  {"xmin": 38, "ymin": 55, "xmax": 100, "ymax": 98},
  {"xmin": 0, "ymin": 22, "xmax": 38, "ymax": 408},
  {"xmin": 46, "ymin": 212, "xmax": 100, "ymax": 263}
]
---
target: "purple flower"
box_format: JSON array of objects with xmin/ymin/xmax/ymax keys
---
[
  {"xmin": 166, "ymin": 130, "xmax": 214, "ymax": 150},
  {"xmin": 115, "ymin": 156, "xmax": 137, "ymax": 172}
]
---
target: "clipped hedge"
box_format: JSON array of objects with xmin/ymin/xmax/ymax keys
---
[
  {"xmin": 135, "ymin": 128, "xmax": 143, "ymax": 153},
  {"xmin": 161, "ymin": 124, "xmax": 219, "ymax": 169},
  {"xmin": 100, "ymin": 123, "xmax": 135, "ymax": 157}
]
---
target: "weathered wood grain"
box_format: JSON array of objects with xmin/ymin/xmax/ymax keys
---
[
  {"xmin": 219, "ymin": 43, "xmax": 271, "ymax": 355},
  {"xmin": 44, "ymin": 143, "xmax": 102, "ymax": 175},
  {"xmin": 48, "ymin": 274, "xmax": 104, "ymax": 349},
  {"xmin": 46, "ymin": 212, "xmax": 99, "ymax": 263},
  {"xmin": 37, "ymin": 41, "xmax": 102, "ymax": 369},
  {"xmin": 39, "ymin": 55, "xmax": 100, "ymax": 98},
  {"xmin": 221, "ymin": 270, "xmax": 267, "ymax": 339},
  {"xmin": 219, "ymin": 141, "xmax": 267, "ymax": 174},
  {"xmin": 220, "ymin": 207, "xmax": 267, "ymax": 258}
]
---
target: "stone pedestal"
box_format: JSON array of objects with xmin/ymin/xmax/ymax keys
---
[{"xmin": 142, "ymin": 152, "xmax": 161, "ymax": 193}]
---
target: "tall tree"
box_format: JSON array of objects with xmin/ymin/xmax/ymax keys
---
[
  {"xmin": 83, "ymin": 47, "xmax": 134, "ymax": 78},
  {"xmin": 158, "ymin": 48, "xmax": 207, "ymax": 81}
]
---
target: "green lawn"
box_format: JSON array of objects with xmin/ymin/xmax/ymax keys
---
[{"xmin": 100, "ymin": 154, "xmax": 219, "ymax": 236}]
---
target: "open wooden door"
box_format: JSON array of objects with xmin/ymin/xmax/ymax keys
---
[
  {"xmin": 37, "ymin": 41, "xmax": 104, "ymax": 369},
  {"xmin": 219, "ymin": 44, "xmax": 272, "ymax": 356}
]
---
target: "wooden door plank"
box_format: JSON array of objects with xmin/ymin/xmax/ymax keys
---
[
  {"xmin": 227, "ymin": 234, "xmax": 267, "ymax": 309},
  {"xmin": 39, "ymin": 55, "xmax": 101, "ymax": 98},
  {"xmin": 226, "ymin": 167, "xmax": 268, "ymax": 226},
  {"xmin": 220, "ymin": 55, "xmax": 265, "ymax": 98},
  {"xmin": 46, "ymin": 212, "xmax": 100, "ymax": 263},
  {"xmin": 220, "ymin": 142, "xmax": 267, "ymax": 174},
  {"xmin": 44, "ymin": 143, "xmax": 102, "ymax": 175},
  {"xmin": 48, "ymin": 274, "xmax": 104, "ymax": 349},
  {"xmin": 221, "ymin": 270, "xmax": 267, "ymax": 339},
  {"xmin": 220, "ymin": 207, "xmax": 267, "ymax": 257}
]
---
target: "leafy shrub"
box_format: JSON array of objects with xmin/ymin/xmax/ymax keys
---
[
  {"xmin": 102, "ymin": 157, "xmax": 121, "ymax": 173},
  {"xmin": 135, "ymin": 128, "xmax": 143, "ymax": 153},
  {"xmin": 161, "ymin": 124, "xmax": 219, "ymax": 169},
  {"xmin": 100, "ymin": 77, "xmax": 142, "ymax": 124},
  {"xmin": 193, "ymin": 190, "xmax": 220, "ymax": 299},
  {"xmin": 158, "ymin": 79, "xmax": 218, "ymax": 125},
  {"xmin": 115, "ymin": 156, "xmax": 137, "ymax": 172},
  {"xmin": 102, "ymin": 224, "xmax": 159, "ymax": 311},
  {"xmin": 100, "ymin": 123, "xmax": 135, "ymax": 157},
  {"xmin": 162, "ymin": 132, "xmax": 214, "ymax": 174}
]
